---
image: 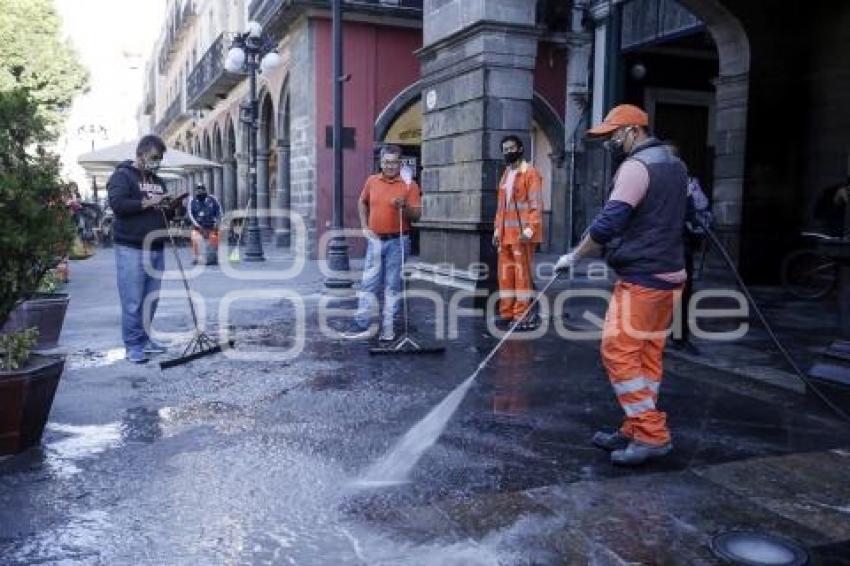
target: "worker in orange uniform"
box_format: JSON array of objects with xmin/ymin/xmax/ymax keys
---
[
  {"xmin": 555, "ymin": 104, "xmax": 688, "ymax": 466},
  {"xmin": 492, "ymin": 135, "xmax": 544, "ymax": 331}
]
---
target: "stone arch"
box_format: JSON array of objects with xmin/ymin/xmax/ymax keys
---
[
  {"xmin": 374, "ymin": 80, "xmax": 422, "ymax": 143},
  {"xmin": 676, "ymin": 0, "xmax": 751, "ymax": 260},
  {"xmin": 531, "ymin": 92, "xmax": 566, "ymax": 253}
]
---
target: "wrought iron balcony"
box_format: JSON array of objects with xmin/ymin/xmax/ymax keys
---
[
  {"xmin": 143, "ymin": 66, "xmax": 156, "ymax": 114},
  {"xmin": 154, "ymin": 92, "xmax": 190, "ymax": 137},
  {"xmin": 186, "ymin": 33, "xmax": 244, "ymax": 110},
  {"xmin": 158, "ymin": 0, "xmax": 199, "ymax": 74}
]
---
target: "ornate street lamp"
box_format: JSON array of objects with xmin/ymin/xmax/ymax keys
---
[{"xmin": 224, "ymin": 21, "xmax": 283, "ymax": 262}]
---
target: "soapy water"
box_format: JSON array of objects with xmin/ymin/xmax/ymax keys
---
[{"xmin": 352, "ymin": 374, "xmax": 477, "ymax": 488}]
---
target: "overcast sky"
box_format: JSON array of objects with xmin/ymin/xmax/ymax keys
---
[{"xmin": 55, "ymin": 0, "xmax": 166, "ymax": 193}]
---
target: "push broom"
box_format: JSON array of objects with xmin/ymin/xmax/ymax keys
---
[
  {"xmin": 370, "ymin": 167, "xmax": 445, "ymax": 355},
  {"xmin": 158, "ymin": 196, "xmax": 234, "ymax": 369}
]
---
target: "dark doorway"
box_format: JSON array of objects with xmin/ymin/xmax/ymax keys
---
[{"xmin": 653, "ymin": 102, "xmax": 713, "ymax": 195}]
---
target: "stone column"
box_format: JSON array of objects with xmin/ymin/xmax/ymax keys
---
[
  {"xmin": 589, "ymin": 1, "xmax": 611, "ymax": 127},
  {"xmin": 257, "ymin": 149, "xmax": 271, "ymax": 232},
  {"xmin": 236, "ymin": 151, "xmax": 249, "ymax": 209},
  {"xmin": 274, "ymin": 140, "xmax": 291, "ymax": 247},
  {"xmin": 560, "ymin": 0, "xmax": 593, "ymax": 252},
  {"xmin": 711, "ymin": 72, "xmax": 749, "ymax": 265},
  {"xmin": 223, "ymin": 157, "xmax": 237, "ymax": 213},
  {"xmin": 213, "ymin": 166, "xmax": 224, "ymax": 208},
  {"xmin": 203, "ymin": 167, "xmax": 214, "ymax": 196},
  {"xmin": 416, "ymin": 0, "xmax": 539, "ymax": 293}
]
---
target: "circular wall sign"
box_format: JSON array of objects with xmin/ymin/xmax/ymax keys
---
[{"xmin": 425, "ymin": 89, "xmax": 437, "ymax": 111}]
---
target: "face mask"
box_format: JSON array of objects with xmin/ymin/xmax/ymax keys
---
[
  {"xmin": 503, "ymin": 150, "xmax": 522, "ymax": 165},
  {"xmin": 604, "ymin": 138, "xmax": 626, "ymax": 161},
  {"xmin": 143, "ymin": 159, "xmax": 162, "ymax": 173},
  {"xmin": 196, "ymin": 192, "xmax": 207, "ymax": 201}
]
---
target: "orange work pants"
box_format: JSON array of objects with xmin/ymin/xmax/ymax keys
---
[
  {"xmin": 497, "ymin": 243, "xmax": 535, "ymax": 321},
  {"xmin": 601, "ymin": 281, "xmax": 681, "ymax": 446},
  {"xmin": 191, "ymin": 227, "xmax": 219, "ymax": 258}
]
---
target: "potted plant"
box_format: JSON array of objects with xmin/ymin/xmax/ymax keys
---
[
  {"xmin": 2, "ymin": 268, "xmax": 70, "ymax": 350},
  {"xmin": 0, "ymin": 88, "xmax": 75, "ymax": 455}
]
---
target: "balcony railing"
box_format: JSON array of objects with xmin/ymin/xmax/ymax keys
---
[
  {"xmin": 154, "ymin": 92, "xmax": 190, "ymax": 136},
  {"xmin": 143, "ymin": 66, "xmax": 156, "ymax": 114},
  {"xmin": 186, "ymin": 33, "xmax": 244, "ymax": 110},
  {"xmin": 158, "ymin": 0, "xmax": 198, "ymax": 74}
]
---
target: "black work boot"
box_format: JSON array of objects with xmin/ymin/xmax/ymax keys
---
[
  {"xmin": 591, "ymin": 430, "xmax": 631, "ymax": 452},
  {"xmin": 611, "ymin": 440, "xmax": 672, "ymax": 466}
]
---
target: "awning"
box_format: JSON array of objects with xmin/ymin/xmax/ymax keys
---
[{"xmin": 77, "ymin": 140, "xmax": 221, "ymax": 176}]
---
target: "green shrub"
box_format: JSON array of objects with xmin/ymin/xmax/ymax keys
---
[
  {"xmin": 0, "ymin": 328, "xmax": 39, "ymax": 371},
  {"xmin": 0, "ymin": 88, "xmax": 75, "ymax": 329}
]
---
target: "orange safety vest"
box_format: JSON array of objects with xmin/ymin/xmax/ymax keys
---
[{"xmin": 494, "ymin": 161, "xmax": 544, "ymax": 245}]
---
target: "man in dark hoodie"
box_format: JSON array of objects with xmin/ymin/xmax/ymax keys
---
[{"xmin": 107, "ymin": 135, "xmax": 171, "ymax": 363}]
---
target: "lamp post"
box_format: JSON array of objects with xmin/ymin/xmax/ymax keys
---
[
  {"xmin": 77, "ymin": 124, "xmax": 108, "ymax": 202},
  {"xmin": 324, "ymin": 0, "xmax": 353, "ymax": 288},
  {"xmin": 224, "ymin": 22, "xmax": 283, "ymax": 262}
]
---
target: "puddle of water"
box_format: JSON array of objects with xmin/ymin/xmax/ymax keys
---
[
  {"xmin": 45, "ymin": 422, "xmax": 122, "ymax": 477},
  {"xmin": 66, "ymin": 347, "xmax": 126, "ymax": 370}
]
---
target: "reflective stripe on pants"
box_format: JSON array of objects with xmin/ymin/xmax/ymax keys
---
[
  {"xmin": 497, "ymin": 242, "xmax": 535, "ymax": 321},
  {"xmin": 601, "ymin": 281, "xmax": 680, "ymax": 446}
]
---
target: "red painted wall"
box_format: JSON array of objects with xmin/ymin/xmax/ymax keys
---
[
  {"xmin": 314, "ymin": 19, "xmax": 422, "ymax": 257},
  {"xmin": 534, "ymin": 42, "xmax": 567, "ymax": 121}
]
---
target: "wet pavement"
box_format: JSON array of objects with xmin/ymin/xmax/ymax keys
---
[{"xmin": 2, "ymin": 248, "xmax": 850, "ymax": 564}]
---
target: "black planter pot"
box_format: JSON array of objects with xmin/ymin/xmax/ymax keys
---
[
  {"xmin": 0, "ymin": 354, "xmax": 64, "ymax": 455},
  {"xmin": 1, "ymin": 293, "xmax": 69, "ymax": 350}
]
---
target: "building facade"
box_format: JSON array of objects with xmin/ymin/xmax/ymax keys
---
[{"xmin": 140, "ymin": 0, "xmax": 850, "ymax": 287}]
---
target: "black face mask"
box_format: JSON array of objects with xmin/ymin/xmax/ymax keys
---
[
  {"xmin": 503, "ymin": 150, "xmax": 523, "ymax": 165},
  {"xmin": 196, "ymin": 192, "xmax": 207, "ymax": 202},
  {"xmin": 604, "ymin": 138, "xmax": 626, "ymax": 162}
]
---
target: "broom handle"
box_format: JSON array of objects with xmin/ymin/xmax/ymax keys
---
[
  {"xmin": 400, "ymin": 203, "xmax": 408, "ymax": 336},
  {"xmin": 160, "ymin": 206, "xmax": 201, "ymax": 331}
]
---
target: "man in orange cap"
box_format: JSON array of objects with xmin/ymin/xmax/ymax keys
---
[{"xmin": 555, "ymin": 104, "xmax": 688, "ymax": 466}]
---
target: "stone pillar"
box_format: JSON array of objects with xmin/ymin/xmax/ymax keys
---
[
  {"xmin": 711, "ymin": 72, "xmax": 749, "ymax": 265},
  {"xmin": 222, "ymin": 158, "xmax": 236, "ymax": 213},
  {"xmin": 560, "ymin": 0, "xmax": 593, "ymax": 252},
  {"xmin": 274, "ymin": 140, "xmax": 291, "ymax": 247},
  {"xmin": 589, "ymin": 1, "xmax": 611, "ymax": 127},
  {"xmin": 416, "ymin": 0, "xmax": 539, "ymax": 293},
  {"xmin": 204, "ymin": 167, "xmax": 214, "ymax": 195},
  {"xmin": 213, "ymin": 166, "xmax": 224, "ymax": 207},
  {"xmin": 257, "ymin": 149, "xmax": 271, "ymax": 232},
  {"xmin": 236, "ymin": 151, "xmax": 249, "ymax": 209}
]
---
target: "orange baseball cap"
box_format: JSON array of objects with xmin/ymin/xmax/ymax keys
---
[{"xmin": 587, "ymin": 104, "xmax": 649, "ymax": 137}]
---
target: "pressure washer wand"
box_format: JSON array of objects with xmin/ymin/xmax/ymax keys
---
[
  {"xmin": 704, "ymin": 225, "xmax": 850, "ymax": 422},
  {"xmin": 470, "ymin": 272, "xmax": 564, "ymax": 379}
]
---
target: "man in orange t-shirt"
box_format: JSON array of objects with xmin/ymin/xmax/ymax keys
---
[{"xmin": 346, "ymin": 145, "xmax": 422, "ymax": 341}]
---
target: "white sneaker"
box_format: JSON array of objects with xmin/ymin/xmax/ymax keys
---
[{"xmin": 379, "ymin": 326, "xmax": 396, "ymax": 342}]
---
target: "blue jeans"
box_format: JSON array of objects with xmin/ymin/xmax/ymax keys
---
[
  {"xmin": 115, "ymin": 244, "xmax": 165, "ymax": 349},
  {"xmin": 355, "ymin": 236, "xmax": 409, "ymax": 329}
]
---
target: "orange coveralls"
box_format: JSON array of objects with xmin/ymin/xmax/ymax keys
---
[{"xmin": 493, "ymin": 161, "xmax": 544, "ymax": 321}]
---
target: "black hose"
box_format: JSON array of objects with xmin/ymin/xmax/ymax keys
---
[{"xmin": 704, "ymin": 226, "xmax": 850, "ymax": 422}]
